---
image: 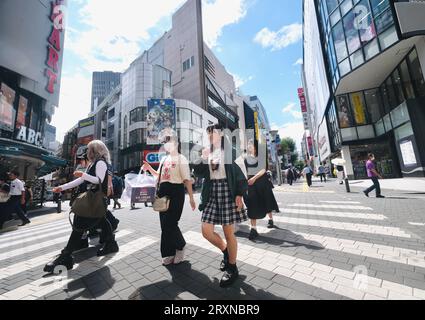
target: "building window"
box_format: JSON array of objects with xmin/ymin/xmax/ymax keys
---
[
  {"xmin": 399, "ymin": 60, "xmax": 415, "ymax": 99},
  {"xmin": 408, "ymin": 49, "xmax": 425, "ymax": 97},
  {"xmin": 343, "ymin": 10, "xmax": 361, "ymax": 54},
  {"xmin": 192, "ymin": 112, "xmax": 202, "ymax": 127},
  {"xmin": 129, "ymin": 129, "xmax": 145, "ymax": 145},
  {"xmin": 130, "ymin": 107, "xmax": 147, "ymax": 125},
  {"xmin": 108, "ymin": 108, "xmax": 115, "ymax": 119},
  {"xmin": 183, "ymin": 56, "xmax": 195, "ymax": 72},
  {"xmin": 333, "ymin": 21, "xmax": 348, "ymax": 62},
  {"xmin": 107, "ymin": 125, "xmax": 115, "ymax": 140},
  {"xmin": 364, "ymin": 89, "xmax": 382, "ymax": 123},
  {"xmin": 336, "ymin": 95, "xmax": 354, "ymax": 128},
  {"xmin": 178, "ymin": 108, "xmax": 191, "ymax": 123}
]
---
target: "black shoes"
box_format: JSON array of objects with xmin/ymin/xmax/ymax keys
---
[
  {"xmin": 19, "ymin": 219, "xmax": 31, "ymax": 227},
  {"xmin": 74, "ymin": 237, "xmax": 89, "ymax": 252},
  {"xmin": 97, "ymin": 240, "xmax": 119, "ymax": 257},
  {"xmin": 363, "ymin": 191, "xmax": 369, "ymax": 197},
  {"xmin": 220, "ymin": 264, "xmax": 239, "ymax": 288},
  {"xmin": 44, "ymin": 250, "xmax": 74, "ymax": 273},
  {"xmin": 377, "ymin": 195, "xmax": 385, "ymax": 198},
  {"xmin": 267, "ymin": 220, "xmax": 275, "ymax": 229},
  {"xmin": 248, "ymin": 228, "xmax": 259, "ymax": 241}
]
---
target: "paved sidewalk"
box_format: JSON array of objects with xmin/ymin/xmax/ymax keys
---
[
  {"xmin": 1, "ymin": 181, "xmax": 425, "ymax": 300},
  {"xmin": 348, "ymin": 178, "xmax": 425, "ymax": 193}
]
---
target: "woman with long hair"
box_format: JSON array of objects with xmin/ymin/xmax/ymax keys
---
[
  {"xmin": 245, "ymin": 140, "xmax": 279, "ymax": 241},
  {"xmin": 193, "ymin": 124, "xmax": 248, "ymax": 287},
  {"xmin": 142, "ymin": 132, "xmax": 196, "ymax": 266},
  {"xmin": 44, "ymin": 140, "xmax": 119, "ymax": 273}
]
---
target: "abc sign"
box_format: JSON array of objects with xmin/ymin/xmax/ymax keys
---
[{"xmin": 145, "ymin": 152, "xmax": 165, "ymax": 164}]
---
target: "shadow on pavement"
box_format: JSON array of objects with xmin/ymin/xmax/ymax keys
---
[
  {"xmin": 129, "ymin": 261, "xmax": 284, "ymax": 300},
  {"xmin": 235, "ymin": 224, "xmax": 324, "ymax": 250}
]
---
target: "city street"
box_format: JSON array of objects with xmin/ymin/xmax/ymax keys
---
[{"xmin": 1, "ymin": 179, "xmax": 425, "ymax": 300}]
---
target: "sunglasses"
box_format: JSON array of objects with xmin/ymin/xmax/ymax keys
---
[{"xmin": 161, "ymin": 136, "xmax": 172, "ymax": 144}]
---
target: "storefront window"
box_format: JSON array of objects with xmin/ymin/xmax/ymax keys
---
[
  {"xmin": 350, "ymin": 91, "xmax": 368, "ymax": 125},
  {"xmin": 356, "ymin": 0, "xmax": 376, "ymax": 44},
  {"xmin": 333, "ymin": 21, "xmax": 348, "ymax": 62},
  {"xmin": 392, "ymin": 69, "xmax": 405, "ymax": 105},
  {"xmin": 344, "ymin": 10, "xmax": 361, "ymax": 54},
  {"xmin": 408, "ymin": 50, "xmax": 425, "ymax": 97},
  {"xmin": 364, "ymin": 89, "xmax": 382, "ymax": 123},
  {"xmin": 399, "ymin": 60, "xmax": 415, "ymax": 99},
  {"xmin": 374, "ymin": 8, "xmax": 394, "ymax": 34},
  {"xmin": 336, "ymin": 95, "xmax": 354, "ymax": 128}
]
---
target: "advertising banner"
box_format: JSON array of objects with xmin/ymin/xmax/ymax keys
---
[
  {"xmin": 0, "ymin": 83, "xmax": 15, "ymax": 130},
  {"xmin": 147, "ymin": 99, "xmax": 176, "ymax": 145},
  {"xmin": 350, "ymin": 92, "xmax": 367, "ymax": 125},
  {"xmin": 143, "ymin": 150, "xmax": 167, "ymax": 166},
  {"xmin": 16, "ymin": 96, "xmax": 28, "ymax": 129},
  {"xmin": 298, "ymin": 88, "xmax": 309, "ymax": 130},
  {"xmin": 77, "ymin": 116, "xmax": 95, "ymax": 143}
]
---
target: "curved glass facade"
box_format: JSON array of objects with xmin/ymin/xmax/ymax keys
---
[{"xmin": 318, "ymin": 0, "xmax": 399, "ymax": 89}]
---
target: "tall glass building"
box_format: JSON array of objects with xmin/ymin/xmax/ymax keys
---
[{"xmin": 304, "ymin": 0, "xmax": 425, "ymax": 178}]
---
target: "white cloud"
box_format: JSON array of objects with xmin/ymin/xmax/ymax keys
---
[
  {"xmin": 52, "ymin": 73, "xmax": 92, "ymax": 142},
  {"xmin": 254, "ymin": 23, "xmax": 302, "ymax": 51},
  {"xmin": 231, "ymin": 73, "xmax": 254, "ymax": 88},
  {"xmin": 293, "ymin": 58, "xmax": 303, "ymax": 66},
  {"xmin": 202, "ymin": 0, "xmax": 249, "ymax": 48},
  {"xmin": 282, "ymin": 102, "xmax": 302, "ymax": 119},
  {"xmin": 271, "ymin": 122, "xmax": 305, "ymax": 151}
]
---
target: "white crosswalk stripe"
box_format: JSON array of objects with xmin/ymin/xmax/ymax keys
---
[
  {"xmin": 0, "ymin": 230, "xmax": 133, "ymax": 281},
  {"xmin": 184, "ymin": 231, "xmax": 425, "ymax": 300},
  {"xmin": 0, "ymin": 228, "xmax": 72, "ymax": 250},
  {"xmin": 237, "ymin": 224, "xmax": 425, "ymax": 269},
  {"xmin": 289, "ymin": 204, "xmax": 373, "ymax": 210},
  {"xmin": 0, "ymin": 223, "xmax": 71, "ymax": 245},
  {"xmin": 280, "ymin": 208, "xmax": 386, "ymax": 221},
  {"xmin": 271, "ymin": 216, "xmax": 411, "ymax": 238},
  {"xmin": 320, "ymin": 201, "xmax": 361, "ymax": 204},
  {"xmin": 1, "ymin": 219, "xmax": 68, "ymax": 234},
  {"xmin": 0, "ymin": 235, "xmax": 157, "ymax": 300}
]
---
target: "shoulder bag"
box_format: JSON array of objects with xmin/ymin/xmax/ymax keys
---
[{"xmin": 153, "ymin": 158, "xmax": 170, "ymax": 213}]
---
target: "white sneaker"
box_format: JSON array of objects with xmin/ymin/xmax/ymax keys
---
[
  {"xmin": 162, "ymin": 256, "xmax": 175, "ymax": 266},
  {"xmin": 174, "ymin": 248, "xmax": 185, "ymax": 265}
]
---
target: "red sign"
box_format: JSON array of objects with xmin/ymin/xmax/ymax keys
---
[{"xmin": 45, "ymin": 0, "xmax": 66, "ymax": 94}]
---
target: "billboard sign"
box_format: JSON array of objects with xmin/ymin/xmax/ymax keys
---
[
  {"xmin": 0, "ymin": 83, "xmax": 16, "ymax": 130},
  {"xmin": 298, "ymin": 88, "xmax": 309, "ymax": 130},
  {"xmin": 143, "ymin": 150, "xmax": 167, "ymax": 166},
  {"xmin": 147, "ymin": 99, "xmax": 176, "ymax": 145}
]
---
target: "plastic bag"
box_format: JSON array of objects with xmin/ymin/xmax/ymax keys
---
[{"xmin": 121, "ymin": 169, "xmax": 157, "ymax": 203}]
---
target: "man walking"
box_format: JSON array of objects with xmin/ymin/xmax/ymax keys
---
[
  {"xmin": 303, "ymin": 162, "xmax": 313, "ymax": 187},
  {"xmin": 7, "ymin": 171, "xmax": 31, "ymax": 226},
  {"xmin": 363, "ymin": 154, "xmax": 385, "ymax": 198},
  {"xmin": 318, "ymin": 163, "xmax": 326, "ymax": 183}
]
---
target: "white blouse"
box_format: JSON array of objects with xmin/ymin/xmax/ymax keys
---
[
  {"xmin": 59, "ymin": 161, "xmax": 107, "ymax": 191},
  {"xmin": 208, "ymin": 149, "xmax": 226, "ymax": 180}
]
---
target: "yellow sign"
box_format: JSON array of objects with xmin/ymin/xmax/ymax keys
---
[{"xmin": 351, "ymin": 93, "xmax": 366, "ymax": 125}]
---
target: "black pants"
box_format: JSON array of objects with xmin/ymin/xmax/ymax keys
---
[
  {"xmin": 112, "ymin": 197, "xmax": 121, "ymax": 208},
  {"xmin": 158, "ymin": 182, "xmax": 186, "ymax": 258},
  {"xmin": 364, "ymin": 177, "xmax": 381, "ymax": 197},
  {"xmin": 9, "ymin": 196, "xmax": 30, "ymax": 223},
  {"xmin": 320, "ymin": 173, "xmax": 326, "ymax": 183},
  {"xmin": 287, "ymin": 178, "xmax": 293, "ymax": 186},
  {"xmin": 306, "ymin": 173, "xmax": 313, "ymax": 187},
  {"xmin": 66, "ymin": 215, "xmax": 114, "ymax": 253}
]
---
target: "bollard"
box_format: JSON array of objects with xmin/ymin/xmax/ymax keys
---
[{"xmin": 345, "ymin": 178, "xmax": 351, "ymax": 193}]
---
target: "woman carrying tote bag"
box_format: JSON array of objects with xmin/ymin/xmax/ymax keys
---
[
  {"xmin": 44, "ymin": 140, "xmax": 119, "ymax": 273},
  {"xmin": 142, "ymin": 133, "xmax": 196, "ymax": 266}
]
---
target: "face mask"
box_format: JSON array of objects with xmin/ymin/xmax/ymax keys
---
[{"xmin": 164, "ymin": 142, "xmax": 174, "ymax": 152}]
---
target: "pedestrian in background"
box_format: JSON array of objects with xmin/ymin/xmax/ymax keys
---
[
  {"xmin": 363, "ymin": 153, "xmax": 385, "ymax": 198},
  {"xmin": 336, "ymin": 165, "xmax": 345, "ymax": 185},
  {"xmin": 7, "ymin": 171, "xmax": 31, "ymax": 226},
  {"xmin": 302, "ymin": 162, "xmax": 313, "ymax": 187},
  {"xmin": 318, "ymin": 163, "xmax": 326, "ymax": 183},
  {"xmin": 112, "ymin": 173, "xmax": 123, "ymax": 209},
  {"xmin": 287, "ymin": 167, "xmax": 295, "ymax": 186},
  {"xmin": 244, "ymin": 140, "xmax": 279, "ymax": 241}
]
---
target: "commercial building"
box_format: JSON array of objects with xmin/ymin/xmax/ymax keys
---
[
  {"xmin": 91, "ymin": 71, "xmax": 121, "ymax": 112},
  {"xmin": 303, "ymin": 0, "xmax": 425, "ymax": 178},
  {"xmin": 0, "ymin": 0, "xmax": 67, "ymax": 180}
]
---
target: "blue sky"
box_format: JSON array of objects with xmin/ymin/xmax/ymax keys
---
[{"xmin": 53, "ymin": 0, "xmax": 304, "ymax": 148}]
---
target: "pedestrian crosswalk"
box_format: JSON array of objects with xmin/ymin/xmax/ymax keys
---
[{"xmin": 0, "ymin": 196, "xmax": 425, "ymax": 301}]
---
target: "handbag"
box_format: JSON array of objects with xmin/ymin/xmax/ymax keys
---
[
  {"xmin": 71, "ymin": 177, "xmax": 107, "ymax": 219},
  {"xmin": 152, "ymin": 158, "xmax": 170, "ymax": 213}
]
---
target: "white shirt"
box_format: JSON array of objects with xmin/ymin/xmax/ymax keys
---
[
  {"xmin": 59, "ymin": 161, "xmax": 107, "ymax": 191},
  {"xmin": 159, "ymin": 154, "xmax": 191, "ymax": 185},
  {"xmin": 208, "ymin": 149, "xmax": 227, "ymax": 180},
  {"xmin": 9, "ymin": 178, "xmax": 24, "ymax": 196}
]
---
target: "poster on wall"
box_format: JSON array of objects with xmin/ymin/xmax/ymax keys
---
[
  {"xmin": 350, "ymin": 92, "xmax": 367, "ymax": 125},
  {"xmin": 400, "ymin": 140, "xmax": 417, "ymax": 166},
  {"xmin": 147, "ymin": 99, "xmax": 176, "ymax": 145},
  {"xmin": 336, "ymin": 95, "xmax": 353, "ymax": 128},
  {"xmin": 0, "ymin": 83, "xmax": 16, "ymax": 130},
  {"xmin": 16, "ymin": 96, "xmax": 28, "ymax": 129}
]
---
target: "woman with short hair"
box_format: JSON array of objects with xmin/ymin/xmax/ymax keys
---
[{"xmin": 44, "ymin": 140, "xmax": 119, "ymax": 273}]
